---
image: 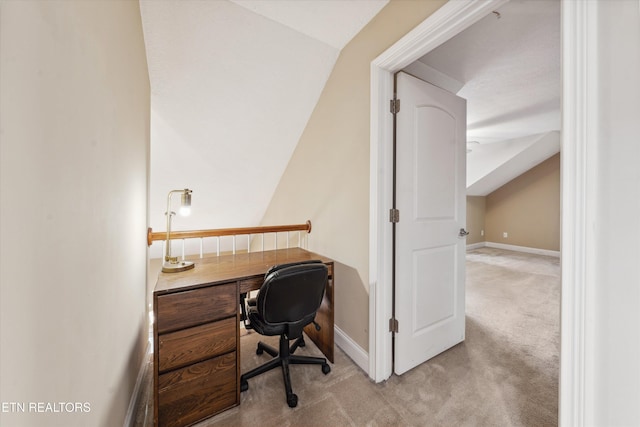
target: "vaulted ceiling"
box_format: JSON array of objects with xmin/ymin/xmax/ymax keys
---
[
  {"xmin": 140, "ymin": 0, "xmax": 387, "ymax": 246},
  {"xmin": 140, "ymin": 0, "xmax": 560, "ymax": 246}
]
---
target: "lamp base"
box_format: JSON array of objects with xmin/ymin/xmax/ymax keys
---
[{"xmin": 162, "ymin": 260, "xmax": 195, "ymax": 273}]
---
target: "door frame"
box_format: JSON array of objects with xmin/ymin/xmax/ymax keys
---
[
  {"xmin": 368, "ymin": 0, "xmax": 593, "ymax": 424},
  {"xmin": 367, "ymin": 0, "xmax": 508, "ymax": 383}
]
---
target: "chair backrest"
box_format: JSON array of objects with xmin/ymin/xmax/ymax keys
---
[{"xmin": 256, "ymin": 261, "xmax": 327, "ymax": 328}]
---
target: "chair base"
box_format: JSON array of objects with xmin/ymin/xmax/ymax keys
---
[{"xmin": 240, "ymin": 334, "xmax": 331, "ymax": 408}]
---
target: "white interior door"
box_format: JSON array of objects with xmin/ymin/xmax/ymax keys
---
[{"xmin": 394, "ymin": 71, "xmax": 467, "ymax": 375}]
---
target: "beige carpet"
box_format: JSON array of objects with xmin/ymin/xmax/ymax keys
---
[{"xmin": 136, "ymin": 247, "xmax": 560, "ymax": 427}]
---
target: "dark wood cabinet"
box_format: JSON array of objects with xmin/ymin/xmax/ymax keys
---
[{"xmin": 154, "ymin": 281, "xmax": 240, "ymax": 427}]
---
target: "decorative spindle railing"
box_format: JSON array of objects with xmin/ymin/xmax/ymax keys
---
[{"xmin": 147, "ymin": 220, "xmax": 312, "ymax": 260}]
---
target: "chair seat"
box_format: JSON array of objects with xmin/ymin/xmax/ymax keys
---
[
  {"xmin": 247, "ymin": 307, "xmax": 285, "ymax": 336},
  {"xmin": 247, "ymin": 306, "xmax": 315, "ymax": 339}
]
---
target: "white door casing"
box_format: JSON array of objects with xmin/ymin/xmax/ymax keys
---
[{"xmin": 393, "ymin": 72, "xmax": 466, "ymax": 374}]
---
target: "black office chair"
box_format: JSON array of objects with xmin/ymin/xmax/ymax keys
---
[{"xmin": 240, "ymin": 261, "xmax": 331, "ymax": 408}]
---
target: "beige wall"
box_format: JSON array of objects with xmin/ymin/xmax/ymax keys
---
[
  {"xmin": 0, "ymin": 2, "xmax": 149, "ymax": 426},
  {"xmin": 485, "ymin": 153, "xmax": 560, "ymax": 251},
  {"xmin": 466, "ymin": 196, "xmax": 486, "ymax": 245},
  {"xmin": 259, "ymin": 0, "xmax": 447, "ymax": 351}
]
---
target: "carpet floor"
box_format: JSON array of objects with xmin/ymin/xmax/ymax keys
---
[{"xmin": 136, "ymin": 247, "xmax": 560, "ymax": 427}]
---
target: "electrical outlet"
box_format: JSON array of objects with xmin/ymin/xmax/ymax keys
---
[
  {"xmin": 503, "ymin": 232, "xmax": 508, "ymax": 238},
  {"xmin": 481, "ymin": 229, "xmax": 484, "ymax": 236}
]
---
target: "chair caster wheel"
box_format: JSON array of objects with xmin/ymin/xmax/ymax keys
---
[
  {"xmin": 256, "ymin": 347, "xmax": 263, "ymax": 355},
  {"xmin": 240, "ymin": 379, "xmax": 248, "ymax": 392},
  {"xmin": 287, "ymin": 393, "xmax": 298, "ymax": 408},
  {"xmin": 298, "ymin": 338, "xmax": 306, "ymax": 347},
  {"xmin": 322, "ymin": 363, "xmax": 331, "ymax": 375}
]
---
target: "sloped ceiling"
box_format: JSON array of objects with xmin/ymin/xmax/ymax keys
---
[
  {"xmin": 467, "ymin": 131, "xmax": 560, "ymax": 196},
  {"xmin": 140, "ymin": 0, "xmax": 387, "ymax": 252},
  {"xmin": 229, "ymin": 0, "xmax": 387, "ymax": 50},
  {"xmin": 141, "ymin": 0, "xmax": 560, "ymax": 253},
  {"xmin": 418, "ymin": 0, "xmax": 561, "ymax": 195}
]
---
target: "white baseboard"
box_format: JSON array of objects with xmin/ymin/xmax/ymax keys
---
[
  {"xmin": 334, "ymin": 325, "xmax": 369, "ymax": 375},
  {"xmin": 485, "ymin": 241, "xmax": 560, "ymax": 258},
  {"xmin": 466, "ymin": 242, "xmax": 486, "ymax": 250},
  {"xmin": 124, "ymin": 341, "xmax": 152, "ymax": 427}
]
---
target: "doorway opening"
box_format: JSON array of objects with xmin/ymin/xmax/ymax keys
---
[
  {"xmin": 370, "ymin": 0, "xmax": 593, "ymax": 424},
  {"xmin": 369, "ymin": 0, "xmax": 510, "ymax": 383}
]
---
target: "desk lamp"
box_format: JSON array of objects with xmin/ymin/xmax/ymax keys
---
[{"xmin": 162, "ymin": 188, "xmax": 195, "ymax": 273}]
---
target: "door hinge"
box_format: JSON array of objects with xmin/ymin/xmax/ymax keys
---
[
  {"xmin": 389, "ymin": 317, "xmax": 399, "ymax": 333},
  {"xmin": 390, "ymin": 98, "xmax": 400, "ymax": 114},
  {"xmin": 389, "ymin": 208, "xmax": 400, "ymax": 223}
]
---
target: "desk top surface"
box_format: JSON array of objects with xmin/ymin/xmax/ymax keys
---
[{"xmin": 154, "ymin": 248, "xmax": 333, "ymax": 295}]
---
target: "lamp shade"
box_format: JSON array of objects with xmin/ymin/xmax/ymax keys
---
[{"xmin": 180, "ymin": 191, "xmax": 191, "ymax": 216}]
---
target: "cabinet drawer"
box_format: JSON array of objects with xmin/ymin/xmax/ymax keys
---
[
  {"xmin": 157, "ymin": 282, "xmax": 236, "ymax": 333},
  {"xmin": 159, "ymin": 317, "xmax": 236, "ymax": 373},
  {"xmin": 158, "ymin": 352, "xmax": 237, "ymax": 427}
]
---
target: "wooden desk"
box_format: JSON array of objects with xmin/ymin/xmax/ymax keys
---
[{"xmin": 153, "ymin": 248, "xmax": 335, "ymax": 427}]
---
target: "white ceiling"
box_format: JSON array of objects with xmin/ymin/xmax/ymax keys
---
[
  {"xmin": 467, "ymin": 131, "xmax": 560, "ymax": 196},
  {"xmin": 419, "ymin": 0, "xmax": 560, "ymax": 144},
  {"xmin": 140, "ymin": 0, "xmax": 388, "ymax": 249},
  {"xmin": 140, "ymin": 0, "xmax": 561, "ymax": 244},
  {"xmin": 417, "ymin": 0, "xmax": 561, "ymax": 195},
  {"xmin": 229, "ymin": 0, "xmax": 388, "ymax": 50}
]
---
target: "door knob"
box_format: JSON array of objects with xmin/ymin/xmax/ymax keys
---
[{"xmin": 459, "ymin": 228, "xmax": 470, "ymax": 237}]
